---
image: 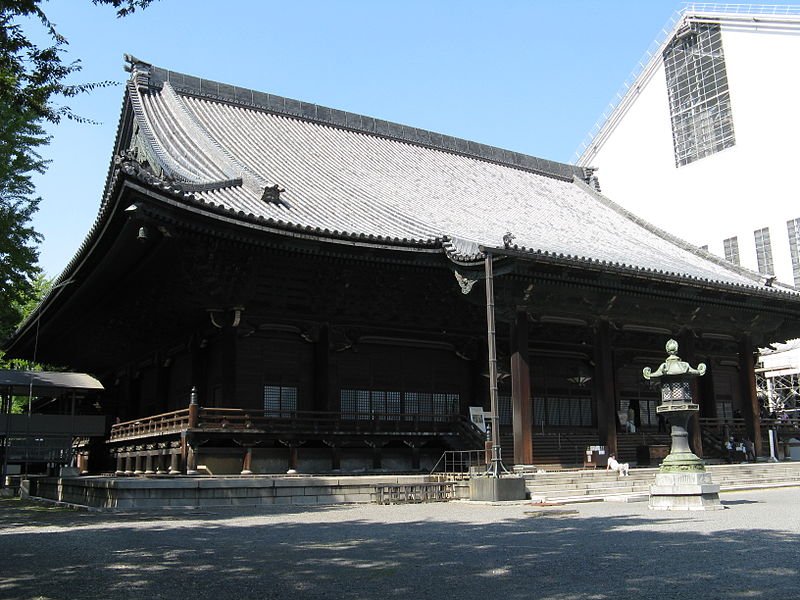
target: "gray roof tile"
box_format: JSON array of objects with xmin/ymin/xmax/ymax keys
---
[{"xmin": 124, "ymin": 62, "xmax": 787, "ymax": 293}]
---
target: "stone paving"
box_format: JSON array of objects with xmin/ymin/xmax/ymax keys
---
[{"xmin": 0, "ymin": 487, "xmax": 798, "ymax": 599}]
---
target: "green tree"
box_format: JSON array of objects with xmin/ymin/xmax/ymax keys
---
[
  {"xmin": 0, "ymin": 0, "xmax": 153, "ymax": 340},
  {"xmin": 0, "ymin": 273, "xmax": 52, "ymax": 413}
]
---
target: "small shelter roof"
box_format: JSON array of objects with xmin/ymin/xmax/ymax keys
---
[{"xmin": 0, "ymin": 371, "xmax": 104, "ymax": 397}]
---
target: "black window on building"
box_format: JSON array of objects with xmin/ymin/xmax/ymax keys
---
[
  {"xmin": 663, "ymin": 22, "xmax": 736, "ymax": 167},
  {"xmin": 787, "ymin": 217, "xmax": 800, "ymax": 287},
  {"xmin": 723, "ymin": 236, "xmax": 740, "ymax": 265},
  {"xmin": 754, "ymin": 227, "xmax": 775, "ymax": 276}
]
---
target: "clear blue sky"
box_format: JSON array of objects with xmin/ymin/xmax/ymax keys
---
[{"xmin": 23, "ymin": 0, "xmax": 797, "ymax": 277}]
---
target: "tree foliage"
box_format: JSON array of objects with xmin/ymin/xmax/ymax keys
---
[{"xmin": 0, "ymin": 0, "xmax": 153, "ymax": 340}]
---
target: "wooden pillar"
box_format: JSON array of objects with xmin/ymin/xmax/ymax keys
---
[
  {"xmin": 156, "ymin": 451, "xmax": 167, "ymax": 474},
  {"xmin": 241, "ymin": 447, "xmax": 253, "ymax": 475},
  {"xmin": 188, "ymin": 387, "xmax": 199, "ymax": 429},
  {"xmin": 186, "ymin": 443, "xmax": 197, "ymax": 475},
  {"xmin": 144, "ymin": 452, "xmax": 155, "ymax": 475},
  {"xmin": 189, "ymin": 337, "xmax": 208, "ymax": 409},
  {"xmin": 371, "ymin": 443, "xmax": 382, "ymax": 470},
  {"xmin": 124, "ymin": 453, "xmax": 133, "ymax": 475},
  {"xmin": 313, "ymin": 325, "xmax": 330, "ymax": 411},
  {"xmin": 510, "ymin": 309, "xmax": 533, "ymax": 465},
  {"xmin": 594, "ymin": 321, "xmax": 618, "ymax": 455},
  {"xmin": 169, "ymin": 450, "xmax": 181, "ymax": 474},
  {"xmin": 679, "ymin": 331, "xmax": 703, "ymax": 458},
  {"xmin": 221, "ymin": 325, "xmax": 238, "ymax": 406},
  {"xmin": 115, "ymin": 453, "xmax": 124, "ymax": 476},
  {"xmin": 698, "ymin": 359, "xmax": 717, "ymax": 419},
  {"xmin": 330, "ymin": 445, "xmax": 341, "ymax": 471},
  {"xmin": 411, "ymin": 445, "xmax": 420, "ymax": 471},
  {"xmin": 288, "ymin": 446, "xmax": 299, "ymax": 473},
  {"xmin": 738, "ymin": 336, "xmax": 762, "ymax": 456}
]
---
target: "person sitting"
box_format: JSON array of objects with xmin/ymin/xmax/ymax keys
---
[{"xmin": 606, "ymin": 454, "xmax": 629, "ymax": 476}]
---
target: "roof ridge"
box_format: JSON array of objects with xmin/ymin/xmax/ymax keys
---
[{"xmin": 124, "ymin": 55, "xmax": 589, "ymax": 184}]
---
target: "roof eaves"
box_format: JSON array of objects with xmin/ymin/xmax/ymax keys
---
[
  {"xmin": 107, "ymin": 156, "xmax": 441, "ymax": 252},
  {"xmin": 481, "ymin": 240, "xmax": 800, "ymax": 302}
]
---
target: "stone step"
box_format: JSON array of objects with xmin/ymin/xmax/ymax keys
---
[{"xmin": 522, "ymin": 462, "xmax": 800, "ymax": 503}]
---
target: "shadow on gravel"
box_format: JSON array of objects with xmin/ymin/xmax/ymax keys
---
[
  {"xmin": 720, "ymin": 499, "xmax": 760, "ymax": 506},
  {"xmin": 0, "ymin": 496, "xmax": 798, "ymax": 600},
  {"xmin": 0, "ymin": 497, "xmax": 350, "ymax": 529}
]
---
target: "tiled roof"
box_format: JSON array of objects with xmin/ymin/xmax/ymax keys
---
[{"xmin": 121, "ymin": 57, "xmax": 786, "ymax": 293}]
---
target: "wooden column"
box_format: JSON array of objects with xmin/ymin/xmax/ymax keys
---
[
  {"xmin": 698, "ymin": 359, "xmax": 717, "ymax": 419},
  {"xmin": 241, "ymin": 447, "xmax": 253, "ymax": 475},
  {"xmin": 594, "ymin": 321, "xmax": 618, "ymax": 455},
  {"xmin": 313, "ymin": 325, "xmax": 330, "ymax": 411},
  {"xmin": 371, "ymin": 443, "xmax": 382, "ymax": 470},
  {"xmin": 738, "ymin": 336, "xmax": 762, "ymax": 456},
  {"xmin": 510, "ymin": 310, "xmax": 533, "ymax": 465},
  {"xmin": 679, "ymin": 331, "xmax": 704, "ymax": 458},
  {"xmin": 330, "ymin": 445, "xmax": 341, "ymax": 471},
  {"xmin": 186, "ymin": 443, "xmax": 197, "ymax": 475},
  {"xmin": 411, "ymin": 445, "xmax": 420, "ymax": 471},
  {"xmin": 288, "ymin": 446, "xmax": 299, "ymax": 473},
  {"xmin": 189, "ymin": 337, "xmax": 208, "ymax": 409},
  {"xmin": 221, "ymin": 325, "xmax": 238, "ymax": 406},
  {"xmin": 169, "ymin": 450, "xmax": 181, "ymax": 474},
  {"xmin": 144, "ymin": 451, "xmax": 155, "ymax": 475}
]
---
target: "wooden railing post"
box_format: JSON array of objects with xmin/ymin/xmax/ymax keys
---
[{"xmin": 188, "ymin": 386, "xmax": 199, "ymax": 429}]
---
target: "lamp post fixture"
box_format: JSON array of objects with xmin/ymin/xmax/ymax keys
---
[{"xmin": 643, "ymin": 339, "xmax": 722, "ymax": 510}]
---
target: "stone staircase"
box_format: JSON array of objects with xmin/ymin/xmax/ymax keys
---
[
  {"xmin": 500, "ymin": 431, "xmax": 673, "ymax": 468},
  {"xmin": 523, "ymin": 461, "xmax": 800, "ymax": 504}
]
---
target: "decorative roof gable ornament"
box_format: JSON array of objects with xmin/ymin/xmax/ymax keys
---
[
  {"xmin": 503, "ymin": 231, "xmax": 516, "ymax": 248},
  {"xmin": 261, "ymin": 184, "xmax": 286, "ymax": 204},
  {"xmin": 454, "ymin": 270, "xmax": 477, "ymax": 295}
]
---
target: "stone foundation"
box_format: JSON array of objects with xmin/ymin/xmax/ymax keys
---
[
  {"xmin": 26, "ymin": 474, "xmax": 463, "ymax": 509},
  {"xmin": 469, "ymin": 476, "xmax": 527, "ymax": 502},
  {"xmin": 648, "ymin": 471, "xmax": 723, "ymax": 511}
]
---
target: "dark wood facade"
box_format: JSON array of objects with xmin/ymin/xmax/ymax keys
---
[
  {"xmin": 6, "ymin": 178, "xmax": 797, "ymax": 474},
  {"xmin": 6, "ymin": 59, "xmax": 800, "ymax": 474}
]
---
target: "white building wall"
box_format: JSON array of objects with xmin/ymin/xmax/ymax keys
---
[{"xmin": 581, "ymin": 19, "xmax": 800, "ymax": 286}]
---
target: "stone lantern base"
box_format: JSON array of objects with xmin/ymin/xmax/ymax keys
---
[
  {"xmin": 649, "ymin": 471, "xmax": 723, "ymax": 511},
  {"xmin": 648, "ymin": 407, "xmax": 723, "ymax": 511}
]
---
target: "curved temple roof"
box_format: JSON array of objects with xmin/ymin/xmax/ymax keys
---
[{"xmin": 116, "ymin": 58, "xmax": 794, "ymax": 293}]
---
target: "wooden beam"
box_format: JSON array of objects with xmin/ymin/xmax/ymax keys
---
[
  {"xmin": 680, "ymin": 331, "xmax": 704, "ymax": 458},
  {"xmin": 511, "ymin": 310, "xmax": 533, "ymax": 465},
  {"xmin": 739, "ymin": 336, "xmax": 762, "ymax": 456},
  {"xmin": 594, "ymin": 321, "xmax": 618, "ymax": 455}
]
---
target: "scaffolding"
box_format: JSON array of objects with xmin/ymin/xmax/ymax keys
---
[
  {"xmin": 756, "ymin": 342, "xmax": 800, "ymax": 420},
  {"xmin": 574, "ymin": 3, "xmax": 800, "ymax": 165}
]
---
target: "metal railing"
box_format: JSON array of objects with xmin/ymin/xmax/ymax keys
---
[{"xmin": 430, "ymin": 449, "xmax": 488, "ymax": 477}]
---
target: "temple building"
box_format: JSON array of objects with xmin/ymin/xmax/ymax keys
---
[{"xmin": 4, "ymin": 56, "xmax": 800, "ymax": 475}]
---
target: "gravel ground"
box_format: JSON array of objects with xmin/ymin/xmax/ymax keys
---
[{"xmin": 1, "ymin": 488, "xmax": 798, "ymax": 600}]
